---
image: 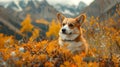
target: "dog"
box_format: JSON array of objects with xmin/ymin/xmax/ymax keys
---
[{"xmin": 57, "ymin": 13, "xmax": 88, "ymax": 54}]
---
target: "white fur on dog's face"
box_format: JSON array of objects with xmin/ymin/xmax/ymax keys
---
[
  {"xmin": 57, "ymin": 13, "xmax": 86, "ymax": 41},
  {"xmin": 59, "ymin": 27, "xmax": 80, "ymax": 40},
  {"xmin": 59, "ymin": 18, "xmax": 80, "ymax": 40}
]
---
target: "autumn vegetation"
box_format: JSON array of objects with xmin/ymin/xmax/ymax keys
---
[{"xmin": 0, "ymin": 9, "xmax": 120, "ymax": 67}]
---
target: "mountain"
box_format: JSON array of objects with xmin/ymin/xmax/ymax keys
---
[
  {"xmin": 0, "ymin": 0, "xmax": 87, "ymax": 18},
  {"xmin": 21, "ymin": 0, "xmax": 58, "ymax": 21},
  {"xmin": 0, "ymin": 0, "xmax": 58, "ymax": 21},
  {"xmin": 53, "ymin": 1, "xmax": 87, "ymax": 17},
  {"xmin": 0, "ymin": 6, "xmax": 23, "ymax": 39},
  {"xmin": 81, "ymin": 0, "xmax": 120, "ymax": 18}
]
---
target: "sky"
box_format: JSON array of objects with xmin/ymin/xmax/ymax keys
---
[
  {"xmin": 0, "ymin": 0, "xmax": 94, "ymax": 6},
  {"xmin": 47, "ymin": 0, "xmax": 94, "ymax": 6}
]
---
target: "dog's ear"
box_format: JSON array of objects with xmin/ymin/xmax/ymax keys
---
[
  {"xmin": 75, "ymin": 14, "xmax": 86, "ymax": 26},
  {"xmin": 57, "ymin": 13, "xmax": 65, "ymax": 23}
]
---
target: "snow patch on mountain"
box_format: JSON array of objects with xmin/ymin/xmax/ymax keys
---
[{"xmin": 62, "ymin": 9, "xmax": 75, "ymax": 16}]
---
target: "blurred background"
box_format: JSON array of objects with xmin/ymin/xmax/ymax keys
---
[{"xmin": 0, "ymin": 0, "xmax": 119, "ymax": 40}]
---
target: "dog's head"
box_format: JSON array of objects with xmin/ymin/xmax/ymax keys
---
[{"xmin": 57, "ymin": 13, "xmax": 86, "ymax": 40}]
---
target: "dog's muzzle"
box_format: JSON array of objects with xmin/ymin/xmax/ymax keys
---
[
  {"xmin": 61, "ymin": 28, "xmax": 72, "ymax": 35},
  {"xmin": 62, "ymin": 28, "xmax": 66, "ymax": 34}
]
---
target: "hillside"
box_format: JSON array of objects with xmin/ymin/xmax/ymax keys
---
[
  {"xmin": 81, "ymin": 0, "xmax": 120, "ymax": 18},
  {"xmin": 0, "ymin": 0, "xmax": 58, "ymax": 21}
]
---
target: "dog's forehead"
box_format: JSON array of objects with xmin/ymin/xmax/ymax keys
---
[{"xmin": 63, "ymin": 18, "xmax": 76, "ymax": 23}]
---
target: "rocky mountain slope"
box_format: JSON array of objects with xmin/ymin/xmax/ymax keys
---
[
  {"xmin": 0, "ymin": 0, "xmax": 58, "ymax": 21},
  {"xmin": 81, "ymin": 0, "xmax": 120, "ymax": 18},
  {"xmin": 0, "ymin": 0, "xmax": 87, "ymax": 19},
  {"xmin": 53, "ymin": 1, "xmax": 87, "ymax": 17},
  {"xmin": 0, "ymin": 6, "xmax": 22, "ymax": 39}
]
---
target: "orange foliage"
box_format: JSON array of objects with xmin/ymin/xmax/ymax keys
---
[
  {"xmin": 46, "ymin": 19, "xmax": 61, "ymax": 38},
  {"xmin": 20, "ymin": 14, "xmax": 34, "ymax": 33},
  {"xmin": 36, "ymin": 19, "xmax": 49, "ymax": 25},
  {"xmin": 0, "ymin": 33, "xmax": 15, "ymax": 48},
  {"xmin": 0, "ymin": 13, "xmax": 120, "ymax": 67},
  {"xmin": 20, "ymin": 14, "xmax": 40, "ymax": 41},
  {"xmin": 29, "ymin": 28, "xmax": 40, "ymax": 41}
]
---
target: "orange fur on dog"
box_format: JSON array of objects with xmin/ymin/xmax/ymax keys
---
[{"xmin": 57, "ymin": 13, "xmax": 88, "ymax": 54}]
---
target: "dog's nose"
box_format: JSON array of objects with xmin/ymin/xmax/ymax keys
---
[{"xmin": 62, "ymin": 29, "xmax": 66, "ymax": 33}]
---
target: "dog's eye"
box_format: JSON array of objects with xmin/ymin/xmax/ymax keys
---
[
  {"xmin": 62, "ymin": 23, "xmax": 65, "ymax": 26},
  {"xmin": 69, "ymin": 24, "xmax": 74, "ymax": 27}
]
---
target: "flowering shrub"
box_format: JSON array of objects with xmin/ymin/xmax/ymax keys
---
[{"xmin": 0, "ymin": 13, "xmax": 120, "ymax": 67}]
